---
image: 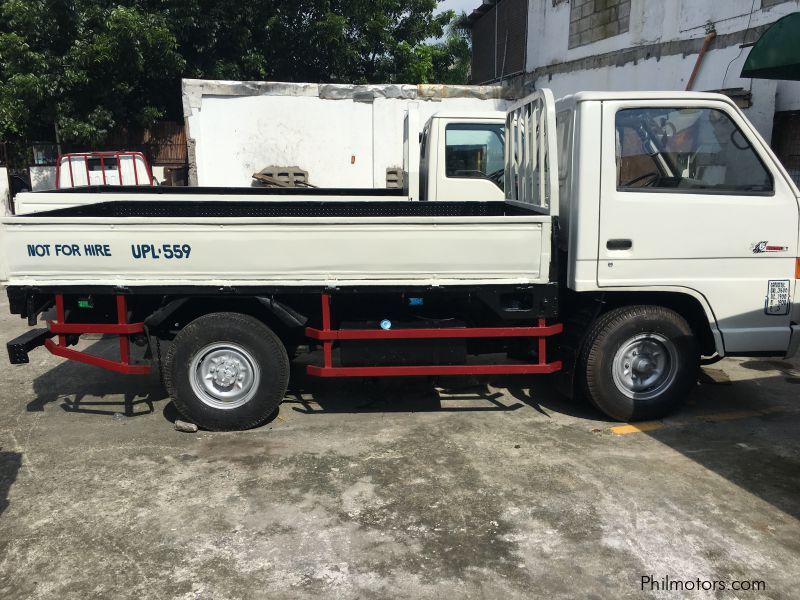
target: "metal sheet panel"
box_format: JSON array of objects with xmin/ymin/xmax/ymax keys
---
[{"xmin": 0, "ymin": 216, "xmax": 550, "ymax": 288}]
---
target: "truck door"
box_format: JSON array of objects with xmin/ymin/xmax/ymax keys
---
[{"xmin": 597, "ymin": 98, "xmax": 799, "ymax": 354}]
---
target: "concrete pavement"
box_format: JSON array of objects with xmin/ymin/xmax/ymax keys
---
[{"xmin": 1, "ymin": 290, "xmax": 799, "ymax": 599}]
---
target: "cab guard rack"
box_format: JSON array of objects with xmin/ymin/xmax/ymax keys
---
[{"xmin": 305, "ymin": 294, "xmax": 563, "ymax": 377}]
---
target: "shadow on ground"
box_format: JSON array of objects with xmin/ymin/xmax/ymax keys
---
[
  {"xmin": 0, "ymin": 450, "xmax": 22, "ymax": 518},
  {"xmin": 283, "ymin": 356, "xmax": 606, "ymax": 419},
  {"xmin": 27, "ymin": 339, "xmax": 166, "ymax": 418},
  {"xmin": 641, "ymin": 360, "xmax": 800, "ymax": 521},
  {"xmin": 22, "ymin": 341, "xmax": 800, "ymax": 523}
]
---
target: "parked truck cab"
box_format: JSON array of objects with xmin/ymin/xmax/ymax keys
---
[
  {"xmin": 414, "ymin": 111, "xmax": 506, "ymax": 201},
  {"xmin": 552, "ymin": 91, "xmax": 799, "ymax": 357},
  {"xmin": 3, "ymin": 89, "xmax": 799, "ymax": 430}
]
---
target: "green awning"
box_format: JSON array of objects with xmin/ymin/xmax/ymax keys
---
[{"xmin": 741, "ymin": 12, "xmax": 800, "ymax": 80}]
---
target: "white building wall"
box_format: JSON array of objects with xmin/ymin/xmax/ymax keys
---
[
  {"xmin": 0, "ymin": 167, "xmax": 10, "ymax": 216},
  {"xmin": 29, "ymin": 166, "xmax": 56, "ymax": 192},
  {"xmin": 183, "ymin": 80, "xmax": 515, "ymax": 188},
  {"xmin": 194, "ymin": 94, "xmax": 375, "ymax": 188},
  {"xmin": 524, "ymin": 0, "xmax": 800, "ymax": 141}
]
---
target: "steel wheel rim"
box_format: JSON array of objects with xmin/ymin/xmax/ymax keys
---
[
  {"xmin": 189, "ymin": 342, "xmax": 260, "ymax": 409},
  {"xmin": 612, "ymin": 333, "xmax": 678, "ymax": 400}
]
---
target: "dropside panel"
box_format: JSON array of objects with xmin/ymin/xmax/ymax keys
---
[{"xmin": 1, "ymin": 202, "xmax": 553, "ymax": 288}]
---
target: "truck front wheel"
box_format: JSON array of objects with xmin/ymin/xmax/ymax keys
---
[
  {"xmin": 165, "ymin": 312, "xmax": 290, "ymax": 431},
  {"xmin": 579, "ymin": 305, "xmax": 699, "ymax": 421}
]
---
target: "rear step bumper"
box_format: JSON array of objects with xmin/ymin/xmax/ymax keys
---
[{"xmin": 7, "ymin": 328, "xmax": 54, "ymax": 364}]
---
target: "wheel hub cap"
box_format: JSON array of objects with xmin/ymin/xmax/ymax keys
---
[
  {"xmin": 210, "ymin": 357, "xmax": 244, "ymax": 387},
  {"xmin": 612, "ymin": 333, "xmax": 678, "ymax": 400},
  {"xmin": 189, "ymin": 343, "xmax": 261, "ymax": 410}
]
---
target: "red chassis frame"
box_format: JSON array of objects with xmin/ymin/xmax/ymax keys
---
[
  {"xmin": 41, "ymin": 293, "xmax": 562, "ymax": 378},
  {"xmin": 305, "ymin": 294, "xmax": 563, "ymax": 377},
  {"xmin": 44, "ymin": 294, "xmax": 150, "ymax": 375}
]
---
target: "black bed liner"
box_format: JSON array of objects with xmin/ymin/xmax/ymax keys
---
[
  {"xmin": 47, "ymin": 185, "xmax": 404, "ymax": 197},
  {"xmin": 34, "ymin": 199, "xmax": 534, "ymax": 219}
]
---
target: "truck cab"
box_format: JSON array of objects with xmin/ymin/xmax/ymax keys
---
[
  {"xmin": 413, "ymin": 112, "xmax": 506, "ymax": 201},
  {"xmin": 549, "ymin": 91, "xmax": 800, "ymax": 359}
]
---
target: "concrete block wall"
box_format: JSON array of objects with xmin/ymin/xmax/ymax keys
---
[{"xmin": 568, "ymin": 0, "xmax": 631, "ymax": 49}]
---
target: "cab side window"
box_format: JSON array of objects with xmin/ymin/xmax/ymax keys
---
[
  {"xmin": 445, "ymin": 123, "xmax": 505, "ymax": 188},
  {"xmin": 615, "ymin": 107, "xmax": 773, "ymax": 193}
]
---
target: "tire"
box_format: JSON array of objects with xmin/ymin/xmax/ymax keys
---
[
  {"xmin": 578, "ymin": 305, "xmax": 699, "ymax": 422},
  {"xmin": 164, "ymin": 312, "xmax": 289, "ymax": 431}
]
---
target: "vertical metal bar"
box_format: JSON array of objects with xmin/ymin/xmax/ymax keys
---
[
  {"xmin": 538, "ymin": 319, "xmax": 546, "ymax": 365},
  {"xmin": 539, "ymin": 104, "xmax": 547, "ymax": 209},
  {"xmin": 67, "ymin": 156, "xmax": 75, "ymax": 188},
  {"xmin": 519, "ymin": 108, "xmax": 525, "ymax": 203},
  {"xmin": 55, "ymin": 294, "xmax": 66, "ymax": 346},
  {"xmin": 321, "ymin": 294, "xmax": 333, "ymax": 369},
  {"xmin": 116, "ymin": 295, "xmax": 130, "ymax": 365},
  {"xmin": 530, "ymin": 105, "xmax": 536, "ymax": 207},
  {"xmin": 504, "ymin": 114, "xmax": 511, "ymax": 199},
  {"xmin": 131, "ymin": 152, "xmax": 140, "ymax": 185},
  {"xmin": 116, "ymin": 152, "xmax": 123, "ymax": 186},
  {"xmin": 84, "ymin": 156, "xmax": 90, "ymax": 187},
  {"xmin": 100, "ymin": 155, "xmax": 107, "ymax": 185}
]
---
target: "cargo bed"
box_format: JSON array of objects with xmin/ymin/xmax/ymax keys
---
[
  {"xmin": 13, "ymin": 185, "xmax": 406, "ymax": 214},
  {"xmin": 0, "ymin": 200, "xmax": 552, "ymax": 289}
]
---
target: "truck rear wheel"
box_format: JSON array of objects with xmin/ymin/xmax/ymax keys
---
[
  {"xmin": 165, "ymin": 312, "xmax": 289, "ymax": 431},
  {"xmin": 579, "ymin": 305, "xmax": 699, "ymax": 422}
]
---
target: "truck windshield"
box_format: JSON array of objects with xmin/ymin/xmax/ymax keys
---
[
  {"xmin": 445, "ymin": 123, "xmax": 505, "ymax": 189},
  {"xmin": 615, "ymin": 107, "xmax": 773, "ymax": 193}
]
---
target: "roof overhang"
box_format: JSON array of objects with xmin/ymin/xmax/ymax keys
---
[
  {"xmin": 467, "ymin": 1, "xmax": 499, "ymax": 26},
  {"xmin": 741, "ymin": 12, "xmax": 800, "ymax": 81}
]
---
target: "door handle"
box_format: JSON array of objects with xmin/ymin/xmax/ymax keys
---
[{"xmin": 607, "ymin": 239, "xmax": 632, "ymax": 250}]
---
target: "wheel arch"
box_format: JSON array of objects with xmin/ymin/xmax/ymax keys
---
[
  {"xmin": 556, "ymin": 287, "xmax": 722, "ymax": 400},
  {"xmin": 593, "ymin": 289, "xmax": 721, "ymax": 357},
  {"xmin": 144, "ymin": 295, "xmax": 308, "ymax": 346}
]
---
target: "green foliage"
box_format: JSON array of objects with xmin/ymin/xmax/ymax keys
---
[
  {"xmin": 0, "ymin": 1, "xmax": 184, "ymax": 147},
  {"xmin": 0, "ymin": 0, "xmax": 471, "ymax": 151}
]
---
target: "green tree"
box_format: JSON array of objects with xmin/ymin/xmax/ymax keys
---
[
  {"xmin": 0, "ymin": 0, "xmax": 471, "ymax": 155},
  {"xmin": 431, "ymin": 11, "xmax": 472, "ymax": 84},
  {"xmin": 0, "ymin": 0, "xmax": 184, "ymax": 148}
]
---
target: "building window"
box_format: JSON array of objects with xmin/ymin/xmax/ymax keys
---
[
  {"xmin": 615, "ymin": 107, "xmax": 773, "ymax": 194},
  {"xmin": 569, "ymin": 0, "xmax": 631, "ymax": 49}
]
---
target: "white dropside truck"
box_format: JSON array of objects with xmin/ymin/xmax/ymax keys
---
[
  {"xmin": 3, "ymin": 90, "xmax": 799, "ymax": 430},
  {"xmin": 13, "ymin": 112, "xmax": 506, "ymax": 214}
]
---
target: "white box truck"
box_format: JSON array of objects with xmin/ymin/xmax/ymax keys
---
[{"xmin": 3, "ymin": 90, "xmax": 799, "ymax": 430}]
